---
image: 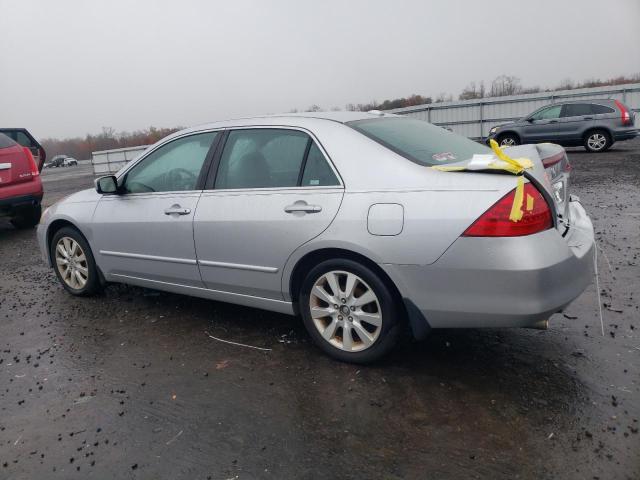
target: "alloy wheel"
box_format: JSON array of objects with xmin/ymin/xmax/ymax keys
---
[
  {"xmin": 309, "ymin": 270, "xmax": 382, "ymax": 352},
  {"xmin": 55, "ymin": 237, "xmax": 89, "ymax": 289},
  {"xmin": 500, "ymin": 137, "xmax": 516, "ymax": 146},
  {"xmin": 587, "ymin": 133, "xmax": 607, "ymax": 151}
]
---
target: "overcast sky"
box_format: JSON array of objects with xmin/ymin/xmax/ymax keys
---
[{"xmin": 1, "ymin": 0, "xmax": 638, "ymax": 139}]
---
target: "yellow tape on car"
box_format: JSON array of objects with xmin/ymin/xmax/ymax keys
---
[{"xmin": 432, "ymin": 139, "xmax": 534, "ymax": 222}]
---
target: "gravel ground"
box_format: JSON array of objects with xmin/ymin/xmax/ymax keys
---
[{"xmin": 1, "ymin": 140, "xmax": 639, "ymax": 479}]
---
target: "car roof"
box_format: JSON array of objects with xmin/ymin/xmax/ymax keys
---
[
  {"xmin": 169, "ymin": 111, "xmax": 398, "ymax": 138},
  {"xmin": 556, "ymin": 99, "xmax": 616, "ymax": 105}
]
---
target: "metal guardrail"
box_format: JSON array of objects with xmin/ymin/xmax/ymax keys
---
[
  {"xmin": 91, "ymin": 145, "xmax": 150, "ymax": 175},
  {"xmin": 391, "ymin": 83, "xmax": 640, "ymax": 140}
]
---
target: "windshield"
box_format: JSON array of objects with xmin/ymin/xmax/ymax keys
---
[{"xmin": 347, "ymin": 117, "xmax": 489, "ymax": 166}]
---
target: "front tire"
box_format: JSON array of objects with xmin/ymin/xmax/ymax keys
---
[
  {"xmin": 584, "ymin": 130, "xmax": 611, "ymax": 152},
  {"xmin": 498, "ymin": 133, "xmax": 519, "ymax": 147},
  {"xmin": 50, "ymin": 226, "xmax": 102, "ymax": 296},
  {"xmin": 10, "ymin": 204, "xmax": 41, "ymax": 229},
  {"xmin": 299, "ymin": 259, "xmax": 402, "ymax": 364}
]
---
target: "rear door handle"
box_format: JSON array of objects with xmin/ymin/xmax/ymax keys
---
[
  {"xmin": 549, "ymin": 120, "xmax": 558, "ymax": 123},
  {"xmin": 583, "ymin": 116, "xmax": 593, "ymax": 120},
  {"xmin": 284, "ymin": 201, "xmax": 322, "ymax": 214},
  {"xmin": 164, "ymin": 204, "xmax": 191, "ymax": 216}
]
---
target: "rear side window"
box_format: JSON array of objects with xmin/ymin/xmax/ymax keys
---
[
  {"xmin": 561, "ymin": 104, "xmax": 592, "ymax": 117},
  {"xmin": 15, "ymin": 131, "xmax": 35, "ymax": 148},
  {"xmin": 215, "ymin": 129, "xmax": 305, "ymax": 189},
  {"xmin": 592, "ymin": 104, "xmax": 615, "ymax": 114},
  {"xmin": 301, "ymin": 143, "xmax": 339, "ymax": 186},
  {"xmin": 0, "ymin": 133, "xmax": 16, "ymax": 149},
  {"xmin": 347, "ymin": 117, "xmax": 488, "ymax": 166}
]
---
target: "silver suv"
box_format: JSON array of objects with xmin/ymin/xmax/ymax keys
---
[{"xmin": 487, "ymin": 99, "xmax": 637, "ymax": 152}]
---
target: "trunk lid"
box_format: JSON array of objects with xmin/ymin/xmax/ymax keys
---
[{"xmin": 503, "ymin": 143, "xmax": 571, "ymax": 232}]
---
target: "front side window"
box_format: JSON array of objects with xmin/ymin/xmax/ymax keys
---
[
  {"xmin": 531, "ymin": 105, "xmax": 562, "ymax": 120},
  {"xmin": 123, "ymin": 132, "xmax": 218, "ymax": 193},
  {"xmin": 561, "ymin": 104, "xmax": 592, "ymax": 117},
  {"xmin": 347, "ymin": 117, "xmax": 488, "ymax": 166},
  {"xmin": 215, "ymin": 129, "xmax": 309, "ymax": 189}
]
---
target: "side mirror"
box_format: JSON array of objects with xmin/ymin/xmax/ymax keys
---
[
  {"xmin": 95, "ymin": 175, "xmax": 119, "ymax": 194},
  {"xmin": 526, "ymin": 118, "xmax": 534, "ymax": 123}
]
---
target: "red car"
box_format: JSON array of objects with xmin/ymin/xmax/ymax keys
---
[{"xmin": 0, "ymin": 132, "xmax": 44, "ymax": 228}]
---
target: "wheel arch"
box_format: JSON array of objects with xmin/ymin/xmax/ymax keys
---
[
  {"xmin": 582, "ymin": 126, "xmax": 612, "ymax": 142},
  {"xmin": 288, "ymin": 247, "xmax": 403, "ymax": 314},
  {"xmin": 497, "ymin": 131, "xmax": 521, "ymax": 143},
  {"xmin": 46, "ymin": 219, "xmax": 106, "ymax": 285}
]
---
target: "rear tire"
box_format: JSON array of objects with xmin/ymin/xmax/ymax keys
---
[
  {"xmin": 584, "ymin": 130, "xmax": 611, "ymax": 152},
  {"xmin": 498, "ymin": 133, "xmax": 519, "ymax": 147},
  {"xmin": 299, "ymin": 258, "xmax": 402, "ymax": 364},
  {"xmin": 10, "ymin": 204, "xmax": 41, "ymax": 229},
  {"xmin": 50, "ymin": 226, "xmax": 102, "ymax": 296}
]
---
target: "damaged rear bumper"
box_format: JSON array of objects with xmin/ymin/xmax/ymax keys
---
[{"xmin": 385, "ymin": 200, "xmax": 594, "ymax": 330}]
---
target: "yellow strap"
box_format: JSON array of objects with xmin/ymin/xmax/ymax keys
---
[
  {"xmin": 509, "ymin": 176, "xmax": 525, "ymax": 222},
  {"xmin": 431, "ymin": 165, "xmax": 467, "ymax": 172},
  {"xmin": 489, "ymin": 139, "xmax": 534, "ymax": 173},
  {"xmin": 526, "ymin": 193, "xmax": 534, "ymax": 211}
]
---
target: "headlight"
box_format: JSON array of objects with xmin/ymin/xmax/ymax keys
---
[{"xmin": 489, "ymin": 126, "xmax": 499, "ymax": 135}]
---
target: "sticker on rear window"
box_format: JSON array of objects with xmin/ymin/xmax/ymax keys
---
[{"xmin": 432, "ymin": 152, "xmax": 457, "ymax": 162}]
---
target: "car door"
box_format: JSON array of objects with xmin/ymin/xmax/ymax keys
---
[
  {"xmin": 558, "ymin": 103, "xmax": 594, "ymax": 142},
  {"xmin": 193, "ymin": 127, "xmax": 344, "ymax": 300},
  {"xmin": 521, "ymin": 104, "xmax": 562, "ymax": 143},
  {"xmin": 91, "ymin": 131, "xmax": 220, "ymax": 287}
]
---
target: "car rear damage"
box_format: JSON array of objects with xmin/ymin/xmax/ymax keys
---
[{"xmin": 380, "ymin": 140, "xmax": 594, "ymax": 333}]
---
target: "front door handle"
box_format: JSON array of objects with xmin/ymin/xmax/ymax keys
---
[
  {"xmin": 583, "ymin": 116, "xmax": 593, "ymax": 120},
  {"xmin": 284, "ymin": 201, "xmax": 322, "ymax": 214},
  {"xmin": 164, "ymin": 204, "xmax": 191, "ymax": 216},
  {"xmin": 549, "ymin": 120, "xmax": 558, "ymax": 123}
]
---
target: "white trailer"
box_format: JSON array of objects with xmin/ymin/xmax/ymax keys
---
[{"xmin": 91, "ymin": 145, "xmax": 150, "ymax": 175}]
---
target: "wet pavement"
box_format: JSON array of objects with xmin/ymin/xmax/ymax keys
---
[{"xmin": 1, "ymin": 143, "xmax": 639, "ymax": 479}]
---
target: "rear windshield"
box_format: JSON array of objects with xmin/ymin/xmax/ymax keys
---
[
  {"xmin": 347, "ymin": 117, "xmax": 489, "ymax": 166},
  {"xmin": 0, "ymin": 133, "xmax": 17, "ymax": 149}
]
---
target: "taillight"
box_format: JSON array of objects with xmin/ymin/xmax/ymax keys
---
[
  {"xmin": 463, "ymin": 182, "xmax": 552, "ymax": 237},
  {"xmin": 23, "ymin": 147, "xmax": 39, "ymax": 177},
  {"xmin": 614, "ymin": 100, "xmax": 632, "ymax": 126}
]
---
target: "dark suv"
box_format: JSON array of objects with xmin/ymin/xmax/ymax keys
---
[{"xmin": 487, "ymin": 99, "xmax": 637, "ymax": 152}]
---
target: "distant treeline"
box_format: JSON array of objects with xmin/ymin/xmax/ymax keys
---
[
  {"xmin": 41, "ymin": 126, "xmax": 181, "ymax": 161},
  {"xmin": 43, "ymin": 73, "xmax": 639, "ymax": 159},
  {"xmin": 298, "ymin": 72, "xmax": 640, "ymax": 112}
]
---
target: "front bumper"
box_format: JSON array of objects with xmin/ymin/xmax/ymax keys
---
[{"xmin": 385, "ymin": 200, "xmax": 594, "ymax": 329}]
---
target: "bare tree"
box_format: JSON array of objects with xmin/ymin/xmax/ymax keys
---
[
  {"xmin": 489, "ymin": 75, "xmax": 522, "ymax": 97},
  {"xmin": 434, "ymin": 92, "xmax": 453, "ymax": 103},
  {"xmin": 458, "ymin": 81, "xmax": 485, "ymax": 100}
]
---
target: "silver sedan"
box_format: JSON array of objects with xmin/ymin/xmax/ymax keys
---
[{"xmin": 37, "ymin": 112, "xmax": 595, "ymax": 363}]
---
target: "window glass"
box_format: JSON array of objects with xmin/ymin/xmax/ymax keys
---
[
  {"xmin": 123, "ymin": 132, "xmax": 217, "ymax": 193},
  {"xmin": 348, "ymin": 117, "xmax": 488, "ymax": 166},
  {"xmin": 592, "ymin": 104, "xmax": 615, "ymax": 114},
  {"xmin": 531, "ymin": 105, "xmax": 562, "ymax": 120},
  {"xmin": 561, "ymin": 104, "xmax": 592, "ymax": 117},
  {"xmin": 15, "ymin": 131, "xmax": 35, "ymax": 148},
  {"xmin": 0, "ymin": 133, "xmax": 16, "ymax": 149},
  {"xmin": 215, "ymin": 129, "xmax": 309, "ymax": 189},
  {"xmin": 301, "ymin": 143, "xmax": 339, "ymax": 186}
]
